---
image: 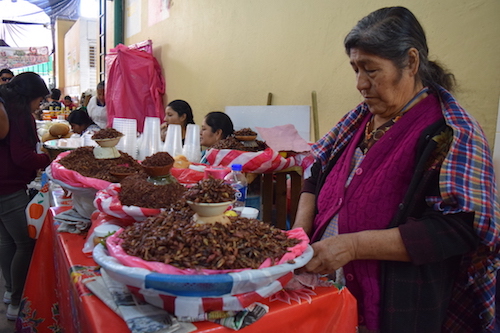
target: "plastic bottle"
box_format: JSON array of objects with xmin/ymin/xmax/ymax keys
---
[{"xmin": 224, "ymin": 164, "xmax": 248, "ymax": 207}]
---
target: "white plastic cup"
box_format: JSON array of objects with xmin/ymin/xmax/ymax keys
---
[
  {"xmin": 113, "ymin": 118, "xmax": 137, "ymax": 158},
  {"xmin": 182, "ymin": 124, "xmax": 201, "ymax": 162},
  {"xmin": 163, "ymin": 124, "xmax": 183, "ymax": 157},
  {"xmin": 233, "ymin": 207, "xmax": 259, "ymax": 219},
  {"xmin": 139, "ymin": 117, "xmax": 162, "ymax": 160}
]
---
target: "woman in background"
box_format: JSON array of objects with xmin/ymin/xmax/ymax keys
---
[
  {"xmin": 86, "ymin": 81, "xmax": 107, "ymax": 129},
  {"xmin": 62, "ymin": 95, "xmax": 77, "ymax": 109},
  {"xmin": 200, "ymin": 111, "xmax": 234, "ymax": 148},
  {"xmin": 67, "ymin": 108, "xmax": 100, "ymax": 136},
  {"xmin": 0, "ymin": 72, "xmax": 50, "ymax": 321},
  {"xmin": 160, "ymin": 99, "xmax": 195, "ymax": 142},
  {"xmin": 200, "ymin": 111, "xmax": 234, "ymax": 164}
]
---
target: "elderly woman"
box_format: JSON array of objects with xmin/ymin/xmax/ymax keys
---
[
  {"xmin": 160, "ymin": 99, "xmax": 195, "ymax": 142},
  {"xmin": 86, "ymin": 81, "xmax": 107, "ymax": 129},
  {"xmin": 293, "ymin": 7, "xmax": 499, "ymax": 333}
]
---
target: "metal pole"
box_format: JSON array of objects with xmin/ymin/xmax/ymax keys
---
[{"xmin": 114, "ymin": 0, "xmax": 124, "ymax": 46}]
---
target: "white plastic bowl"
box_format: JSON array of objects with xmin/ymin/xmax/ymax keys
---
[{"xmin": 93, "ymin": 243, "xmax": 313, "ymax": 297}]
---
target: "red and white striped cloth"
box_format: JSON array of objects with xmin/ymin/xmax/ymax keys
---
[
  {"xmin": 205, "ymin": 148, "xmax": 313, "ymax": 174},
  {"xmin": 128, "ymin": 272, "xmax": 293, "ymax": 318},
  {"xmin": 94, "ymin": 183, "xmax": 163, "ymax": 222}
]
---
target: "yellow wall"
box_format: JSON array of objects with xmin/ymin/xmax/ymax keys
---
[
  {"xmin": 64, "ymin": 19, "xmax": 82, "ymax": 91},
  {"xmin": 123, "ymin": 0, "xmax": 500, "ymax": 144},
  {"xmin": 54, "ymin": 19, "xmax": 76, "ymax": 90}
]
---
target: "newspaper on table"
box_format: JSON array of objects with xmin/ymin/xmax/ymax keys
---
[
  {"xmin": 177, "ymin": 303, "xmax": 269, "ymax": 331},
  {"xmin": 83, "ymin": 269, "xmax": 196, "ymax": 333},
  {"xmin": 54, "ymin": 207, "xmax": 91, "ymax": 233}
]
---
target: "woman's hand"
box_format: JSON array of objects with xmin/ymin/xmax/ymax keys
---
[
  {"xmin": 303, "ymin": 234, "xmax": 357, "ymax": 275},
  {"xmin": 302, "ymin": 228, "xmax": 411, "ymax": 275}
]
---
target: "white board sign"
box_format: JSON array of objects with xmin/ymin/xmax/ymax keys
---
[{"xmin": 225, "ymin": 105, "xmax": 311, "ymax": 142}]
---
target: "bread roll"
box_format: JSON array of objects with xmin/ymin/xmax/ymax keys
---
[{"xmin": 49, "ymin": 123, "xmax": 70, "ymax": 137}]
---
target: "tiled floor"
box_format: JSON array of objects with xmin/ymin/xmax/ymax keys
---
[{"xmin": 0, "ymin": 273, "xmax": 16, "ymax": 333}]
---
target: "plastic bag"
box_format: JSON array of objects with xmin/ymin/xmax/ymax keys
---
[
  {"xmin": 106, "ymin": 44, "xmax": 165, "ymax": 133},
  {"xmin": 82, "ymin": 211, "xmax": 126, "ymax": 254},
  {"xmin": 46, "ymin": 164, "xmax": 101, "ymax": 219},
  {"xmin": 49, "ymin": 151, "xmax": 112, "ymax": 190},
  {"xmin": 205, "ymin": 147, "xmax": 313, "ymax": 174},
  {"xmin": 170, "ymin": 166, "xmax": 204, "ymax": 185},
  {"xmin": 25, "ymin": 183, "xmax": 50, "ymax": 239},
  {"xmin": 129, "ymin": 273, "xmax": 291, "ymax": 318}
]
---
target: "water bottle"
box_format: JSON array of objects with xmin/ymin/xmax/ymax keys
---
[{"xmin": 224, "ymin": 164, "xmax": 248, "ymax": 207}]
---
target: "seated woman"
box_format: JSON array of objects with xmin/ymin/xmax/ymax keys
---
[
  {"xmin": 67, "ymin": 108, "xmax": 100, "ymax": 136},
  {"xmin": 62, "ymin": 95, "xmax": 76, "ymax": 109},
  {"xmin": 200, "ymin": 111, "xmax": 234, "ymax": 164},
  {"xmin": 160, "ymin": 100, "xmax": 195, "ymax": 142}
]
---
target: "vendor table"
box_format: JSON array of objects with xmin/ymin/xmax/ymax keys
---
[{"xmin": 17, "ymin": 196, "xmax": 357, "ymax": 333}]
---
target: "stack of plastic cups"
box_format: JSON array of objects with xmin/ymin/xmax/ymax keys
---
[
  {"xmin": 82, "ymin": 132, "xmax": 97, "ymax": 147},
  {"xmin": 162, "ymin": 124, "xmax": 183, "ymax": 157},
  {"xmin": 113, "ymin": 118, "xmax": 137, "ymax": 158},
  {"xmin": 182, "ymin": 124, "xmax": 201, "ymax": 162},
  {"xmin": 138, "ymin": 117, "xmax": 162, "ymax": 161}
]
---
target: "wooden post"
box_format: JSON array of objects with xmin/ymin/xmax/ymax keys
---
[{"xmin": 311, "ymin": 91, "xmax": 319, "ymax": 142}]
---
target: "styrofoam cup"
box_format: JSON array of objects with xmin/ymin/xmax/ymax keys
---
[{"xmin": 234, "ymin": 207, "xmax": 259, "ymax": 219}]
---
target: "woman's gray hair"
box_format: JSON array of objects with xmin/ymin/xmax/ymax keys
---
[{"xmin": 344, "ymin": 6, "xmax": 455, "ymax": 92}]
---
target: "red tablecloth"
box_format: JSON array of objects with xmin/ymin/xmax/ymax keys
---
[{"xmin": 17, "ymin": 205, "xmax": 358, "ymax": 333}]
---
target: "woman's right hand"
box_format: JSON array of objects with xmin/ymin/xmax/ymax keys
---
[
  {"xmin": 303, "ymin": 234, "xmax": 357, "ymax": 275},
  {"xmin": 301, "ymin": 228, "xmax": 411, "ymax": 275}
]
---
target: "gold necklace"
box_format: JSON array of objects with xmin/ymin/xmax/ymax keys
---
[
  {"xmin": 361, "ymin": 87, "xmax": 430, "ymax": 152},
  {"xmin": 365, "ymin": 87, "xmax": 429, "ymax": 141}
]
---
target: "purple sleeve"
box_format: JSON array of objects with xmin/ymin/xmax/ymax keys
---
[
  {"xmin": 9, "ymin": 118, "xmax": 50, "ymax": 170},
  {"xmin": 301, "ymin": 159, "xmax": 322, "ymax": 194},
  {"xmin": 399, "ymin": 211, "xmax": 478, "ymax": 265}
]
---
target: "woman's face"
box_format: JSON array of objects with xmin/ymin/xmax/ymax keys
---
[
  {"xmin": 200, "ymin": 118, "xmax": 221, "ymax": 147},
  {"xmin": 349, "ymin": 48, "xmax": 418, "ymax": 120},
  {"xmin": 164, "ymin": 106, "xmax": 186, "ymax": 127},
  {"xmin": 70, "ymin": 123, "xmax": 85, "ymax": 135},
  {"xmin": 30, "ymin": 97, "xmax": 43, "ymax": 112},
  {"xmin": 96, "ymin": 88, "xmax": 105, "ymax": 105}
]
